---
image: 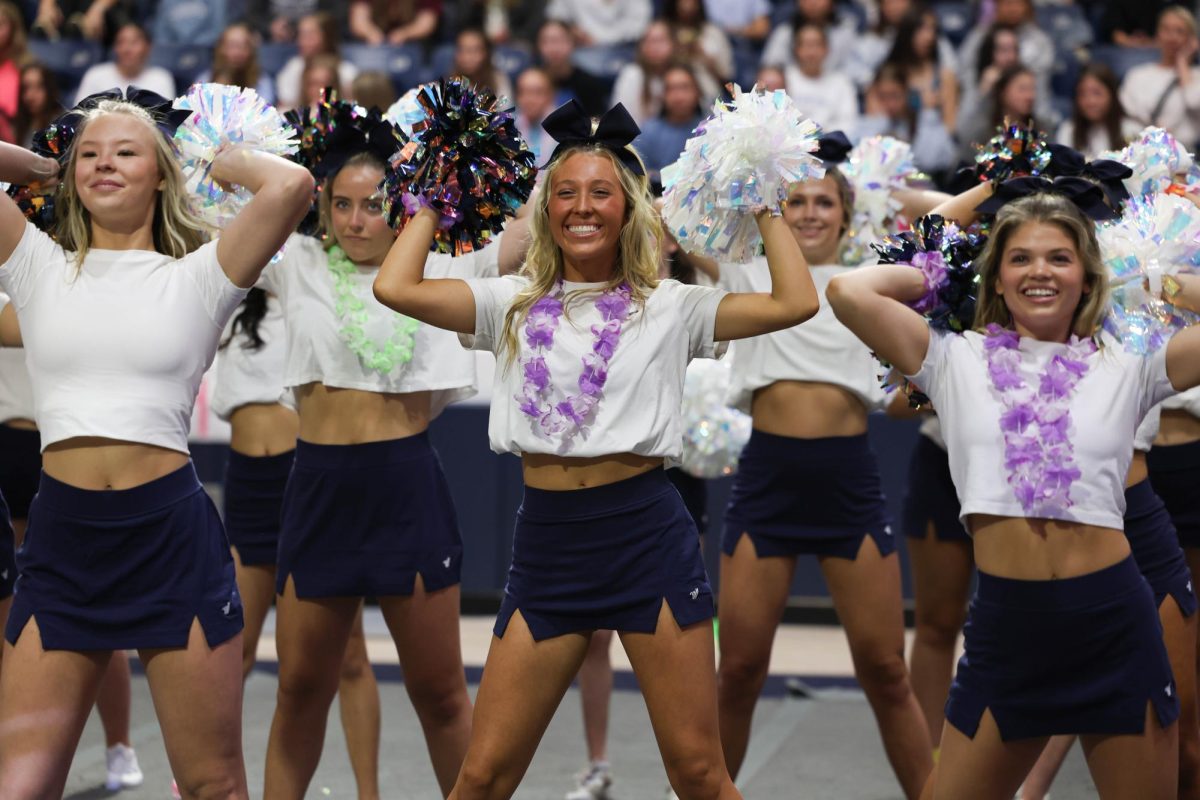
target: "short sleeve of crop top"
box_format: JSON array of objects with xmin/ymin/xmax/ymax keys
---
[{"xmin": 0, "ymin": 221, "xmax": 66, "ymax": 308}]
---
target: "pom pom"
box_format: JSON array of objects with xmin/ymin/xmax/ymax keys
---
[
  {"xmin": 1103, "ymin": 126, "xmax": 1198, "ymax": 200},
  {"xmin": 661, "ymin": 84, "xmax": 825, "ymax": 263},
  {"xmin": 383, "ymin": 78, "xmax": 537, "ymax": 255},
  {"xmin": 968, "ymin": 120, "xmax": 1051, "ymax": 184},
  {"xmin": 873, "ymin": 214, "xmax": 985, "ymax": 333},
  {"xmin": 680, "ymin": 360, "xmax": 751, "ymax": 478},
  {"xmin": 840, "ymin": 136, "xmax": 924, "ymax": 264},
  {"xmin": 172, "ymin": 83, "xmax": 299, "ymax": 232},
  {"xmin": 1098, "ymin": 192, "xmax": 1200, "ymax": 353},
  {"xmin": 4, "ymin": 116, "xmax": 81, "ymax": 231},
  {"xmin": 384, "ymin": 88, "xmax": 429, "ymax": 139}
]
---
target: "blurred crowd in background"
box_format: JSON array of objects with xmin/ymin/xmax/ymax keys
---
[{"xmin": 0, "ymin": 0, "xmax": 1197, "ymax": 190}]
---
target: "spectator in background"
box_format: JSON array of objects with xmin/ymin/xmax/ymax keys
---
[
  {"xmin": 635, "ymin": 62, "xmax": 704, "ymax": 189},
  {"xmin": 1120, "ymin": 5, "xmax": 1200, "ymax": 149},
  {"xmin": 783, "ymin": 22, "xmax": 859, "ymax": 134},
  {"xmin": 662, "ymin": 0, "xmax": 733, "ymax": 96},
  {"xmin": 881, "ymin": 6, "xmax": 958, "ymax": 134},
  {"xmin": 448, "ymin": 27, "xmax": 513, "ymax": 101},
  {"xmin": 755, "ymin": 64, "xmax": 786, "ymax": 92},
  {"xmin": 14, "ymin": 63, "xmax": 62, "ymax": 147},
  {"xmin": 73, "ymin": 21, "xmax": 175, "ymax": 103},
  {"xmin": 195, "ymin": 21, "xmax": 275, "ymax": 103},
  {"xmin": 30, "ymin": 0, "xmax": 135, "ymax": 46},
  {"xmin": 956, "ymin": 0, "xmax": 1053, "ymax": 115},
  {"xmin": 533, "ymin": 18, "xmax": 611, "ymax": 116},
  {"xmin": 855, "ymin": 61, "xmax": 956, "ymax": 174},
  {"xmin": 246, "ymin": 0, "xmax": 345, "ymax": 43},
  {"xmin": 151, "ymin": 0, "xmax": 225, "ymax": 46},
  {"xmin": 958, "ymin": 23, "xmax": 1019, "ymax": 131},
  {"xmin": 958, "ymin": 64, "xmax": 1045, "ymax": 165},
  {"xmin": 351, "ymin": 70, "xmax": 396, "ymax": 110},
  {"xmin": 444, "ymin": 0, "xmax": 545, "ymax": 45},
  {"xmin": 762, "ymin": 0, "xmax": 859, "ymax": 74},
  {"xmin": 0, "ymin": 2, "xmax": 28, "ymax": 142},
  {"xmin": 349, "ymin": 0, "xmax": 441, "ymax": 45},
  {"xmin": 1057, "ymin": 63, "xmax": 1141, "ymax": 158},
  {"xmin": 611, "ymin": 19, "xmax": 678, "ymax": 124},
  {"xmin": 546, "ymin": 0, "xmax": 651, "ymax": 46},
  {"xmin": 275, "ymin": 12, "xmax": 358, "ymax": 110},
  {"xmin": 1103, "ymin": 0, "xmax": 1173, "ymax": 47},
  {"xmin": 300, "ymin": 52, "xmax": 342, "ymax": 108},
  {"xmin": 703, "ymin": 0, "xmax": 770, "ymax": 43},
  {"xmin": 513, "ymin": 66, "xmax": 557, "ymax": 162}
]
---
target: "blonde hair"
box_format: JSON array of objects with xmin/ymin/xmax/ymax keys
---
[
  {"xmin": 1160, "ymin": 5, "xmax": 1198, "ymax": 37},
  {"xmin": 498, "ymin": 144, "xmax": 661, "ymax": 366},
  {"xmin": 0, "ymin": 1, "xmax": 28, "ymax": 64},
  {"xmin": 972, "ymin": 192, "xmax": 1108, "ymax": 338}
]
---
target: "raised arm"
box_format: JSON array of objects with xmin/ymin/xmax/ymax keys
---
[
  {"xmin": 928, "ymin": 181, "xmax": 994, "ymax": 229},
  {"xmin": 1164, "ymin": 274, "xmax": 1200, "ymax": 391},
  {"xmin": 825, "ymin": 264, "xmax": 931, "ymax": 376},
  {"xmin": 373, "ymin": 207, "xmax": 478, "ymax": 334},
  {"xmin": 711, "ymin": 212, "xmax": 819, "ymax": 341},
  {"xmin": 0, "ymin": 142, "xmax": 60, "ymax": 263},
  {"xmin": 213, "ymin": 147, "xmax": 315, "ymax": 288},
  {"xmin": 892, "ymin": 187, "xmax": 952, "ymax": 224},
  {"xmin": 497, "ymin": 216, "xmax": 531, "ymax": 276}
]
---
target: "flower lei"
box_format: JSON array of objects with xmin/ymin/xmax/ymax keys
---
[
  {"xmin": 982, "ymin": 324, "xmax": 1097, "ymax": 517},
  {"xmin": 515, "ymin": 281, "xmax": 633, "ymax": 443},
  {"xmin": 326, "ymin": 245, "xmax": 420, "ymax": 375}
]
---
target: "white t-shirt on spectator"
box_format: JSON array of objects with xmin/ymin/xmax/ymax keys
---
[
  {"xmin": 703, "ymin": 0, "xmax": 769, "ymax": 33},
  {"xmin": 274, "ymin": 56, "xmax": 359, "ymax": 111},
  {"xmin": 74, "ymin": 63, "xmax": 176, "ymax": 105},
  {"xmin": 1120, "ymin": 63, "xmax": 1200, "ymax": 150},
  {"xmin": 783, "ymin": 66, "xmax": 859, "ymax": 134},
  {"xmin": 545, "ymin": 0, "xmax": 652, "ymax": 45},
  {"xmin": 762, "ymin": 17, "xmax": 859, "ymax": 73}
]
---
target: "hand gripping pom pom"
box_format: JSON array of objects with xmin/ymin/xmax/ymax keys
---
[
  {"xmin": 382, "ymin": 78, "xmax": 537, "ymax": 255},
  {"xmin": 661, "ymin": 84, "xmax": 825, "ymax": 262},
  {"xmin": 680, "ymin": 360, "xmax": 752, "ymax": 479},
  {"xmin": 970, "ymin": 120, "xmax": 1051, "ymax": 184},
  {"xmin": 840, "ymin": 136, "xmax": 924, "ymax": 264},
  {"xmin": 1098, "ymin": 192, "xmax": 1200, "ymax": 353},
  {"xmin": 1103, "ymin": 126, "xmax": 1199, "ymax": 200},
  {"xmin": 173, "ymin": 83, "xmax": 299, "ymax": 232}
]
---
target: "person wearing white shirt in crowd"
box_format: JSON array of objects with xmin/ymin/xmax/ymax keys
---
[
  {"xmin": 762, "ymin": 0, "xmax": 859, "ymax": 75},
  {"xmin": 663, "ymin": 0, "xmax": 734, "ymax": 95},
  {"xmin": 545, "ymin": 0, "xmax": 652, "ymax": 46},
  {"xmin": 73, "ymin": 21, "xmax": 174, "ymax": 104},
  {"xmin": 513, "ymin": 66, "xmax": 558, "ymax": 164},
  {"xmin": 611, "ymin": 20, "xmax": 686, "ymax": 125},
  {"xmin": 274, "ymin": 11, "xmax": 358, "ymax": 111},
  {"xmin": 1056, "ymin": 63, "xmax": 1141, "ymax": 160},
  {"xmin": 1120, "ymin": 5, "xmax": 1200, "ymax": 150},
  {"xmin": 956, "ymin": 0, "xmax": 1054, "ymax": 121},
  {"xmin": 846, "ymin": 0, "xmax": 957, "ymax": 90},
  {"xmin": 784, "ymin": 23, "xmax": 860, "ymax": 137},
  {"xmin": 702, "ymin": 0, "xmax": 770, "ymax": 41}
]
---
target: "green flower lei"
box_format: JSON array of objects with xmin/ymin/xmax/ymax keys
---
[{"xmin": 326, "ymin": 245, "xmax": 420, "ymax": 375}]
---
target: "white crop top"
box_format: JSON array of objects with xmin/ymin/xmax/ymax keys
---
[
  {"xmin": 918, "ymin": 414, "xmax": 946, "ymax": 450},
  {"xmin": 211, "ymin": 293, "xmax": 288, "ymax": 421},
  {"xmin": 461, "ymin": 275, "xmax": 728, "ymax": 462},
  {"xmin": 718, "ymin": 260, "xmax": 886, "ymax": 414},
  {"xmin": 0, "ymin": 347, "xmax": 34, "ymax": 424},
  {"xmin": 907, "ymin": 328, "xmax": 1177, "ymax": 530},
  {"xmin": 1135, "ymin": 405, "xmax": 1161, "ymax": 453},
  {"xmin": 260, "ymin": 234, "xmax": 502, "ymax": 418},
  {"xmin": 0, "ymin": 222, "xmax": 246, "ymax": 453},
  {"xmin": 1160, "ymin": 385, "xmax": 1200, "ymax": 417}
]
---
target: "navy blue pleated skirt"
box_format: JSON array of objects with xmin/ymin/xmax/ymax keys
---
[
  {"xmin": 1148, "ymin": 440, "xmax": 1200, "ymax": 549},
  {"xmin": 946, "ymin": 556, "xmax": 1179, "ymax": 741},
  {"xmin": 0, "ymin": 423, "xmax": 41, "ymax": 519},
  {"xmin": 223, "ymin": 449, "xmax": 294, "ymax": 567},
  {"xmin": 498, "ymin": 468, "xmax": 713, "ymax": 641},
  {"xmin": 0, "ymin": 490, "xmax": 15, "ymax": 600},
  {"xmin": 1126, "ymin": 479, "xmax": 1197, "ymax": 615},
  {"xmin": 6, "ymin": 463, "xmax": 244, "ymax": 650},
  {"xmin": 277, "ymin": 434, "xmax": 462, "ymax": 598},
  {"xmin": 902, "ymin": 435, "xmax": 969, "ymax": 542},
  {"xmin": 722, "ymin": 431, "xmax": 894, "ymax": 560}
]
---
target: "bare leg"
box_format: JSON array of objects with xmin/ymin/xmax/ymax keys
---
[
  {"xmin": 380, "ymin": 578, "xmax": 472, "ymax": 796},
  {"xmin": 577, "ymin": 629, "xmax": 614, "ymax": 763},
  {"xmin": 932, "ymin": 712, "xmax": 1048, "ymax": 800},
  {"xmin": 1019, "ymin": 735, "xmax": 1076, "ymax": 800},
  {"xmin": 715, "ymin": 533, "xmax": 796, "ymax": 778},
  {"xmin": 449, "ymin": 611, "xmax": 590, "ymax": 799},
  {"xmin": 231, "ymin": 549, "xmax": 276, "ymax": 680},
  {"xmin": 1081, "ymin": 704, "xmax": 1178, "ymax": 800},
  {"xmin": 338, "ymin": 604, "xmax": 381, "ymax": 800},
  {"xmin": 1161, "ymin": 595, "xmax": 1200, "ymax": 800},
  {"xmin": 821, "ymin": 537, "xmax": 933, "ymax": 800},
  {"xmin": 139, "ymin": 620, "xmax": 248, "ymax": 799},
  {"xmin": 95, "ymin": 650, "xmax": 132, "ymax": 748}
]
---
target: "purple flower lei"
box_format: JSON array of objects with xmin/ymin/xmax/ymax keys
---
[
  {"xmin": 515, "ymin": 280, "xmax": 634, "ymax": 444},
  {"xmin": 982, "ymin": 323, "xmax": 1097, "ymax": 518}
]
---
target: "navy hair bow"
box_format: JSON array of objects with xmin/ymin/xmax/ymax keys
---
[
  {"xmin": 814, "ymin": 130, "xmax": 852, "ymax": 164},
  {"xmin": 32, "ymin": 85, "xmax": 191, "ymax": 163},
  {"xmin": 541, "ymin": 100, "xmax": 645, "ymax": 176},
  {"xmin": 1043, "ymin": 143, "xmax": 1132, "ymax": 208},
  {"xmin": 308, "ymin": 106, "xmax": 401, "ymax": 180},
  {"xmin": 975, "ymin": 175, "xmax": 1118, "ymax": 221}
]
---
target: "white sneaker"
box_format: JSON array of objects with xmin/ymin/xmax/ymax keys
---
[
  {"xmin": 105, "ymin": 744, "xmax": 144, "ymax": 791},
  {"xmin": 565, "ymin": 761, "xmax": 612, "ymax": 800}
]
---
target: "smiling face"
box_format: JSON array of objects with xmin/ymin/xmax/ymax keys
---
[
  {"xmin": 995, "ymin": 221, "xmax": 1089, "ymax": 341},
  {"xmin": 73, "ymin": 112, "xmax": 163, "ymax": 231},
  {"xmin": 328, "ymin": 162, "xmax": 395, "ymax": 267},
  {"xmin": 782, "ymin": 175, "xmax": 845, "ymax": 264},
  {"xmin": 547, "ymin": 151, "xmax": 627, "ymax": 279}
]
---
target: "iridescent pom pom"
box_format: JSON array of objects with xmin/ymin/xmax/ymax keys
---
[
  {"xmin": 383, "ymin": 77, "xmax": 537, "ymax": 255},
  {"xmin": 680, "ymin": 359, "xmax": 751, "ymax": 479},
  {"xmin": 384, "ymin": 88, "xmax": 429, "ymax": 139},
  {"xmin": 840, "ymin": 136, "xmax": 924, "ymax": 264},
  {"xmin": 969, "ymin": 120, "xmax": 1051, "ymax": 184},
  {"xmin": 173, "ymin": 83, "xmax": 299, "ymax": 231},
  {"xmin": 661, "ymin": 84, "xmax": 824, "ymax": 262},
  {"xmin": 1103, "ymin": 126, "xmax": 1198, "ymax": 200},
  {"xmin": 1098, "ymin": 192, "xmax": 1200, "ymax": 353}
]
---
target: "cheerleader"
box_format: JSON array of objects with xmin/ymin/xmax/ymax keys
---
[
  {"xmin": 258, "ymin": 104, "xmax": 528, "ymax": 797},
  {"xmin": 827, "ymin": 178, "xmax": 1200, "ymax": 799},
  {"xmin": 211, "ymin": 288, "xmax": 383, "ymax": 797},
  {"xmin": 0, "ymin": 87, "xmax": 313, "ymax": 796},
  {"xmin": 1150, "ymin": 388, "xmax": 1200, "ymax": 618},
  {"xmin": 373, "ymin": 98, "xmax": 819, "ymax": 799}
]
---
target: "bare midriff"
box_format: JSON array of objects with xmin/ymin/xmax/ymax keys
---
[
  {"xmin": 0, "ymin": 418, "xmax": 36, "ymax": 430},
  {"xmin": 970, "ymin": 515, "xmax": 1131, "ymax": 580},
  {"xmin": 1126, "ymin": 449, "xmax": 1148, "ymax": 488},
  {"xmin": 749, "ymin": 381, "xmax": 868, "ymax": 438},
  {"xmin": 522, "ymin": 452, "xmax": 664, "ymax": 490},
  {"xmin": 43, "ymin": 438, "xmax": 190, "ymax": 491},
  {"xmin": 229, "ymin": 403, "xmax": 299, "ymax": 457},
  {"xmin": 1156, "ymin": 408, "xmax": 1200, "ymax": 447},
  {"xmin": 295, "ymin": 382, "xmax": 432, "ymax": 445}
]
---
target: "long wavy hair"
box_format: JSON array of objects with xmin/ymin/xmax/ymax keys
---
[
  {"xmin": 498, "ymin": 144, "xmax": 660, "ymax": 367},
  {"xmin": 972, "ymin": 192, "xmax": 1108, "ymax": 338},
  {"xmin": 53, "ymin": 100, "xmax": 206, "ymax": 270},
  {"xmin": 210, "ymin": 22, "xmax": 262, "ymax": 92}
]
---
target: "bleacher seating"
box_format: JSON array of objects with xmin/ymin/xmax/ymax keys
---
[
  {"xmin": 1089, "ymin": 45, "xmax": 1160, "ymax": 80},
  {"xmin": 933, "ymin": 2, "xmax": 973, "ymax": 48},
  {"xmin": 28, "ymin": 38, "xmax": 101, "ymax": 98},
  {"xmin": 1036, "ymin": 4, "xmax": 1093, "ymax": 52},
  {"xmin": 257, "ymin": 43, "xmax": 298, "ymax": 78},
  {"xmin": 148, "ymin": 44, "xmax": 211, "ymax": 88},
  {"xmin": 571, "ymin": 44, "xmax": 637, "ymax": 80}
]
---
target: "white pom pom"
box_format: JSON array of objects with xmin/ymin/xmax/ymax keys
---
[
  {"xmin": 680, "ymin": 360, "xmax": 751, "ymax": 479},
  {"xmin": 840, "ymin": 136, "xmax": 922, "ymax": 264},
  {"xmin": 1104, "ymin": 126, "xmax": 1197, "ymax": 200}
]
